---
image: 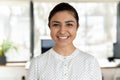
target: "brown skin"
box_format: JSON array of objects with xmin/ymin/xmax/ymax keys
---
[{"xmin": 49, "ymin": 11, "xmax": 79, "ymax": 56}]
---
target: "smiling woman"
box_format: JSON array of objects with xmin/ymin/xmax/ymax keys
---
[{"xmin": 28, "ymin": 2, "xmax": 102, "ymax": 80}]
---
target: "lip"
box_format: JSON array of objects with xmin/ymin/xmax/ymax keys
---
[{"xmin": 57, "ymin": 36, "xmax": 69, "ymax": 40}]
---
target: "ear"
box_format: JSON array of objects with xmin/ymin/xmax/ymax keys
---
[{"xmin": 77, "ymin": 23, "xmax": 80, "ymax": 29}]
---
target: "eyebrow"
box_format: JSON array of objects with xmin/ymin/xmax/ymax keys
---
[
  {"xmin": 51, "ymin": 20, "xmax": 75, "ymax": 23},
  {"xmin": 51, "ymin": 21, "xmax": 60, "ymax": 23},
  {"xmin": 65, "ymin": 20, "xmax": 75, "ymax": 23}
]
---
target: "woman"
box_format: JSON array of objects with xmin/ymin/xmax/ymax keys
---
[{"xmin": 28, "ymin": 2, "xmax": 102, "ymax": 80}]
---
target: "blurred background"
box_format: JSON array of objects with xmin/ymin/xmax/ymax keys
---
[{"xmin": 0, "ymin": 0, "xmax": 120, "ymax": 80}]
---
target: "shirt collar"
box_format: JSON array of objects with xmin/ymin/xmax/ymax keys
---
[{"xmin": 50, "ymin": 48, "xmax": 79, "ymax": 61}]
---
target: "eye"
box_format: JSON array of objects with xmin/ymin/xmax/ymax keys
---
[
  {"xmin": 52, "ymin": 23, "xmax": 60, "ymax": 27},
  {"xmin": 53, "ymin": 23, "xmax": 59, "ymax": 26},
  {"xmin": 66, "ymin": 23, "xmax": 73, "ymax": 27}
]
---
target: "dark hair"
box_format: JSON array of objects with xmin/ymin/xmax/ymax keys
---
[{"xmin": 48, "ymin": 2, "xmax": 79, "ymax": 27}]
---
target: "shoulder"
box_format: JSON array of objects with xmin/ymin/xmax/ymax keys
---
[
  {"xmin": 77, "ymin": 49, "xmax": 94, "ymax": 58},
  {"xmin": 30, "ymin": 49, "xmax": 52, "ymax": 65},
  {"xmin": 76, "ymin": 48, "xmax": 100, "ymax": 68},
  {"xmin": 76, "ymin": 48, "xmax": 97, "ymax": 62}
]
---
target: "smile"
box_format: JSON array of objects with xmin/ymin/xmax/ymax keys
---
[{"xmin": 57, "ymin": 36, "xmax": 69, "ymax": 40}]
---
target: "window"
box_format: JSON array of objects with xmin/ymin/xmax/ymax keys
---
[{"xmin": 0, "ymin": 2, "xmax": 31, "ymax": 62}]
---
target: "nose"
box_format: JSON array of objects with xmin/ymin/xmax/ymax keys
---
[{"xmin": 59, "ymin": 26, "xmax": 66, "ymax": 34}]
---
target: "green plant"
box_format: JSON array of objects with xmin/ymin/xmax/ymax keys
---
[{"xmin": 0, "ymin": 40, "xmax": 17, "ymax": 56}]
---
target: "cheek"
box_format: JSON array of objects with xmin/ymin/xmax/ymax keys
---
[
  {"xmin": 70, "ymin": 29, "xmax": 77, "ymax": 36},
  {"xmin": 50, "ymin": 29, "xmax": 56, "ymax": 38}
]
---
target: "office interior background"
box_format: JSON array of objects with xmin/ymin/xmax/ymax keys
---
[{"xmin": 0, "ymin": 0, "xmax": 120, "ymax": 80}]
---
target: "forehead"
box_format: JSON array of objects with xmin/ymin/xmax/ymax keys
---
[{"xmin": 50, "ymin": 11, "xmax": 76, "ymax": 22}]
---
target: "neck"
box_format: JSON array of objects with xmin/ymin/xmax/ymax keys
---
[{"xmin": 53, "ymin": 44, "xmax": 76, "ymax": 56}]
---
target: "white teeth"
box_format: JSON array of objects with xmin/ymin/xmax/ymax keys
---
[{"xmin": 58, "ymin": 36, "xmax": 68, "ymax": 39}]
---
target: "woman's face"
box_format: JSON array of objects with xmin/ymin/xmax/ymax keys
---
[{"xmin": 49, "ymin": 11, "xmax": 78, "ymax": 47}]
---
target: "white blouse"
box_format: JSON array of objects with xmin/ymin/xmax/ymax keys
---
[{"xmin": 28, "ymin": 48, "xmax": 102, "ymax": 80}]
